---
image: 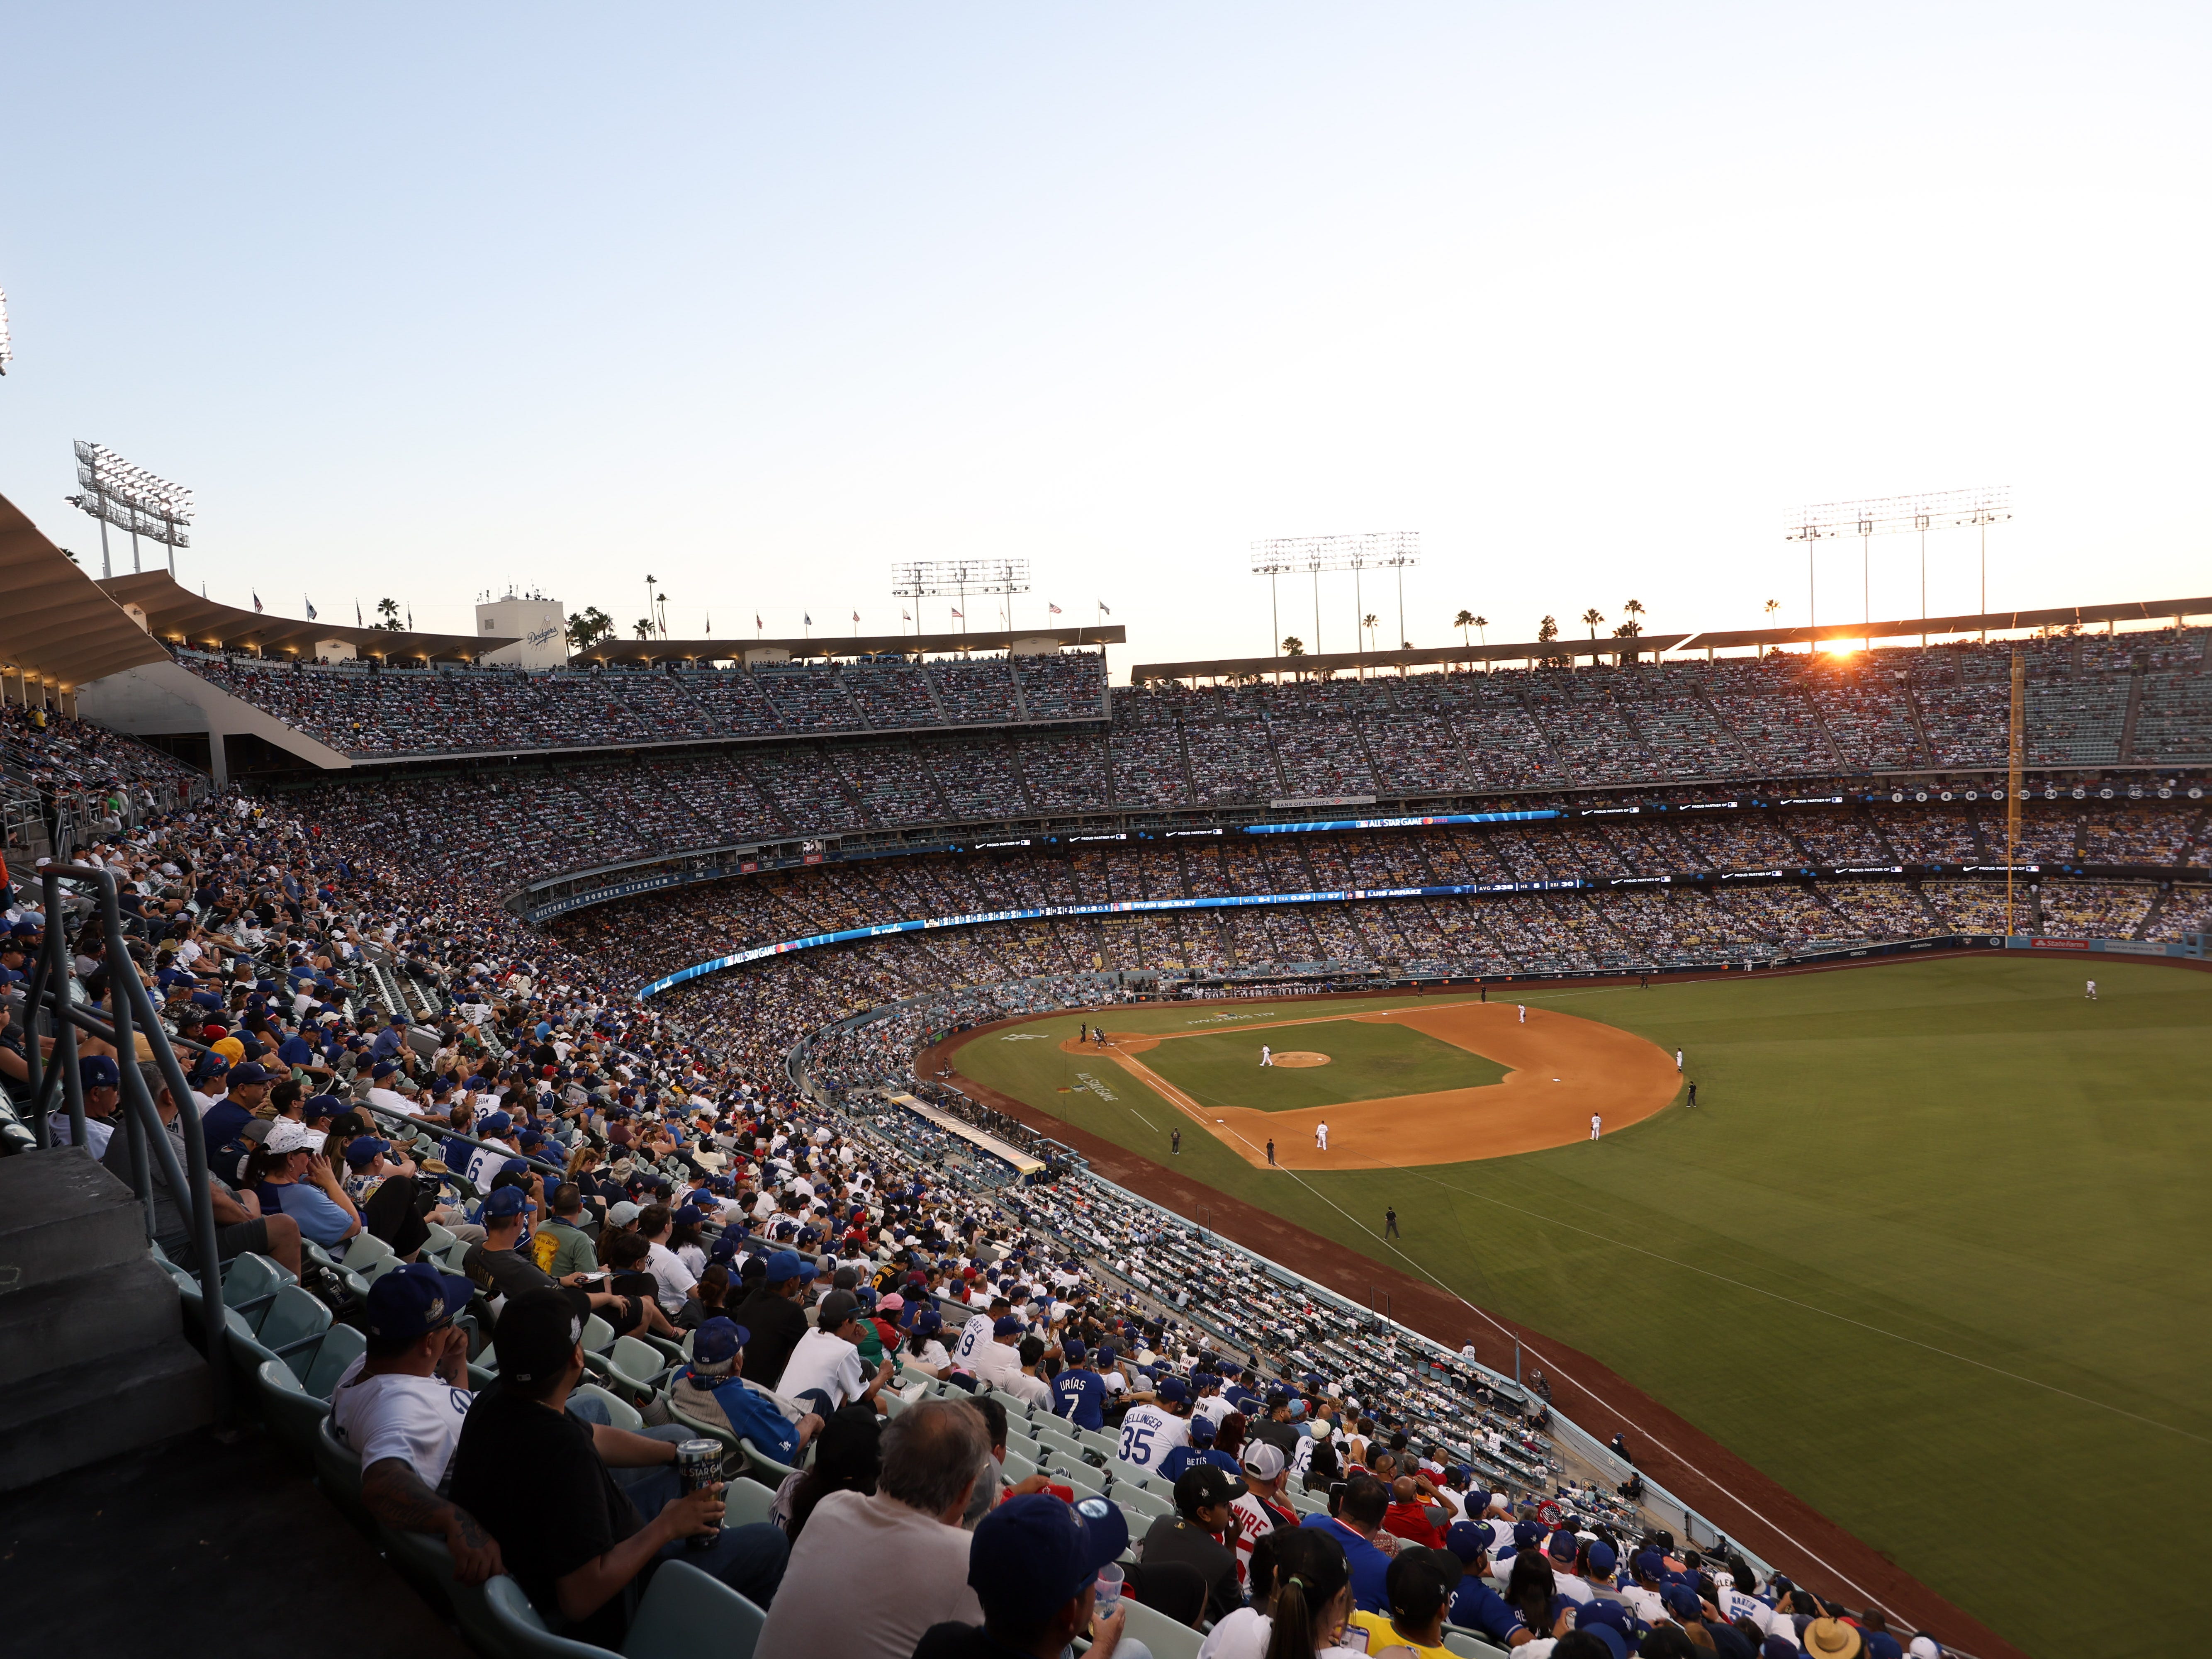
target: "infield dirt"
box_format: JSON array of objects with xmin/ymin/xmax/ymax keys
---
[{"xmin": 1061, "ymin": 1000, "xmax": 1677, "ymax": 1168}]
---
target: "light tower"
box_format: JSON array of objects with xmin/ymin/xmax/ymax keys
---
[
  {"xmin": 66, "ymin": 441, "xmax": 194, "ymax": 579},
  {"xmin": 890, "ymin": 559, "xmax": 1032, "ymax": 641}
]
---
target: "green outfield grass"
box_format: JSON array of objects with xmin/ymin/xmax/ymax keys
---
[
  {"xmin": 1135, "ymin": 1015, "xmax": 1508, "ymax": 1111},
  {"xmin": 956, "ymin": 960, "xmax": 2212, "ymax": 1659}
]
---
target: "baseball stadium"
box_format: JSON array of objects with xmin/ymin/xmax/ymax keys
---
[{"xmin": 2, "ymin": 479, "xmax": 2207, "ymax": 1659}]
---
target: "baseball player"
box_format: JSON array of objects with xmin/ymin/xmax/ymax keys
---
[
  {"xmin": 1314, "ymin": 1120, "xmax": 1329, "ymax": 1152},
  {"xmin": 1589, "ymin": 1113, "xmax": 1601, "ymax": 1141},
  {"xmin": 1261, "ymin": 1044, "xmax": 1273, "ymax": 1067},
  {"xmin": 1518, "ymin": 1004, "xmax": 1526, "ymax": 1024},
  {"xmin": 1674, "ymin": 1048, "xmax": 1684, "ymax": 1072},
  {"xmin": 2085, "ymin": 979, "xmax": 2098, "ymax": 1000}
]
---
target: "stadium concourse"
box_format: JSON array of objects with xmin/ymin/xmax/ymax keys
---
[{"xmin": 1, "ymin": 709, "xmax": 2014, "ymax": 1659}]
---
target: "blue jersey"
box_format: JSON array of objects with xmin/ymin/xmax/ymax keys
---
[{"xmin": 1054, "ymin": 1367, "xmax": 1108, "ymax": 1430}]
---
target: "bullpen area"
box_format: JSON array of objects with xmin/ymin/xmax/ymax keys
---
[{"xmin": 950, "ymin": 955, "xmax": 2212, "ymax": 1659}]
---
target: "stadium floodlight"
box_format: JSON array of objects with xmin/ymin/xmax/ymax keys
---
[
  {"xmin": 890, "ymin": 558, "xmax": 1032, "ymax": 635},
  {"xmin": 0, "ymin": 287, "xmax": 12, "ymax": 375},
  {"xmin": 65, "ymin": 440, "xmax": 194, "ymax": 579},
  {"xmin": 1786, "ymin": 488, "xmax": 2010, "ymax": 646},
  {"xmin": 1249, "ymin": 533, "xmax": 1420, "ymax": 661}
]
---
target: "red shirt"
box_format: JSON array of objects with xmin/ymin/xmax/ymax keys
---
[{"xmin": 1382, "ymin": 1500, "xmax": 1445, "ymax": 1550}]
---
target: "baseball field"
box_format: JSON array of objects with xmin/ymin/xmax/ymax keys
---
[{"xmin": 951, "ymin": 954, "xmax": 2212, "ymax": 1659}]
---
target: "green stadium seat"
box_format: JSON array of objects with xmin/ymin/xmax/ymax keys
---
[
  {"xmin": 342, "ymin": 1233, "xmax": 397, "ymax": 1275},
  {"xmin": 621, "ymin": 1559, "xmax": 768, "ymax": 1658},
  {"xmin": 738, "ymin": 1436, "xmax": 801, "ymax": 1485},
  {"xmin": 720, "ymin": 1476, "xmax": 778, "ymax": 1530},
  {"xmin": 381, "ymin": 1528, "xmax": 513, "ymax": 1657},
  {"xmin": 601, "ymin": 1336, "xmax": 675, "ymax": 1401},
  {"xmin": 484, "ymin": 1574, "xmax": 613, "ymax": 1657},
  {"xmin": 571, "ymin": 1382, "xmax": 642, "ymax": 1431},
  {"xmin": 312, "ymin": 1412, "xmax": 369, "ymax": 1526},
  {"xmin": 302, "ymin": 1323, "xmax": 368, "ymax": 1398},
  {"xmin": 254, "ymin": 1357, "xmax": 332, "ymax": 1461},
  {"xmin": 1118, "ymin": 1593, "xmax": 1205, "ymax": 1659}
]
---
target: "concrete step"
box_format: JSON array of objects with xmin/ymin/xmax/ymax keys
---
[
  {"xmin": 0, "ymin": 1253, "xmax": 185, "ymax": 1390},
  {"xmin": 0, "ymin": 1147, "xmax": 148, "ymax": 1292},
  {"xmin": 0, "ymin": 1338, "xmax": 214, "ymax": 1491}
]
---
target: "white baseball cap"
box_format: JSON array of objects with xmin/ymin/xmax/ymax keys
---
[
  {"xmin": 1239, "ymin": 1442, "xmax": 1287, "ymax": 1480},
  {"xmin": 264, "ymin": 1120, "xmax": 327, "ymax": 1155}
]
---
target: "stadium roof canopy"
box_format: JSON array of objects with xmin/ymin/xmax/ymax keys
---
[
  {"xmin": 1130, "ymin": 596, "xmax": 2212, "ymax": 682},
  {"xmin": 0, "ymin": 491, "xmax": 174, "ymax": 689},
  {"xmin": 97, "ymin": 571, "xmax": 518, "ymax": 664},
  {"xmin": 570, "ymin": 625, "xmax": 1126, "ymax": 666}
]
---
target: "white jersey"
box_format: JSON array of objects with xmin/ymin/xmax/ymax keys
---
[
  {"xmin": 1115, "ymin": 1404, "xmax": 1189, "ymax": 1472},
  {"xmin": 954, "ymin": 1313, "xmax": 993, "ymax": 1365},
  {"xmin": 1191, "ymin": 1394, "xmax": 1234, "ymax": 1430}
]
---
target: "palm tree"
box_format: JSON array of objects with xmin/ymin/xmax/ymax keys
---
[
  {"xmin": 1363, "ymin": 613, "xmax": 1379, "ymax": 652},
  {"xmin": 1623, "ymin": 598, "xmax": 1646, "ymax": 629},
  {"xmin": 1472, "ymin": 614, "xmax": 1487, "ymax": 646},
  {"xmin": 1762, "ymin": 597, "xmax": 1780, "ymax": 656},
  {"xmin": 633, "ymin": 617, "xmax": 654, "ymax": 640},
  {"xmin": 1581, "ymin": 607, "xmax": 1605, "ymax": 640},
  {"xmin": 1454, "ymin": 608, "xmax": 1476, "ymax": 645},
  {"xmin": 1281, "ymin": 636, "xmax": 1305, "ymax": 656}
]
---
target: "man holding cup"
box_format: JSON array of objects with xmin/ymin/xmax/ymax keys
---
[{"xmin": 913, "ymin": 1492, "xmax": 1142, "ymax": 1659}]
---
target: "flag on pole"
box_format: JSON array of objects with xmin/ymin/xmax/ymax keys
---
[
  {"xmin": 950, "ymin": 607, "xmax": 963, "ymax": 619},
  {"xmin": 305, "ymin": 598, "xmax": 318, "ymax": 620},
  {"xmin": 803, "ymin": 613, "xmax": 813, "ymax": 625},
  {"xmin": 754, "ymin": 613, "xmax": 762, "ymax": 629},
  {"xmin": 355, "ymin": 600, "xmax": 363, "ymax": 625},
  {"xmin": 1097, "ymin": 601, "xmax": 1112, "ymax": 616},
  {"xmin": 901, "ymin": 610, "xmax": 911, "ymax": 622},
  {"xmin": 1048, "ymin": 603, "xmax": 1062, "ymax": 615},
  {"xmin": 851, "ymin": 611, "xmax": 859, "ymax": 624},
  {"xmin": 252, "ymin": 591, "xmax": 264, "ymax": 613}
]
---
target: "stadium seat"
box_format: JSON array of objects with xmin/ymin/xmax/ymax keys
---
[
  {"xmin": 1443, "ymin": 1631, "xmax": 1510, "ymax": 1658},
  {"xmin": 738, "ymin": 1436, "xmax": 801, "ymax": 1485},
  {"xmin": 302, "ymin": 1324, "xmax": 368, "ymax": 1398},
  {"xmin": 221, "ymin": 1251, "xmax": 293, "ymax": 1328},
  {"xmin": 582, "ymin": 1314, "xmax": 617, "ymax": 1355},
  {"xmin": 601, "ymin": 1335, "xmax": 675, "ymax": 1401},
  {"xmin": 469, "ymin": 1343, "xmax": 500, "ymax": 1391},
  {"xmin": 254, "ymin": 1357, "xmax": 331, "ymax": 1461},
  {"xmin": 312, "ymin": 1412, "xmax": 369, "ymax": 1526},
  {"xmin": 381, "ymin": 1528, "xmax": 512, "ymax": 1657},
  {"xmin": 720, "ymin": 1475, "xmax": 779, "ymax": 1530},
  {"xmin": 224, "ymin": 1285, "xmax": 332, "ymax": 1382},
  {"xmin": 1118, "ymin": 1593, "xmax": 1205, "ymax": 1659},
  {"xmin": 1000, "ymin": 1445, "xmax": 1037, "ymax": 1483},
  {"xmin": 1112, "ymin": 1483, "xmax": 1172, "ymax": 1523},
  {"xmin": 666, "ymin": 1401, "xmax": 742, "ymax": 1470},
  {"xmin": 621, "ymin": 1559, "xmax": 769, "ymax": 1659},
  {"xmin": 485, "ymin": 1574, "xmax": 613, "ymax": 1658},
  {"xmin": 571, "ymin": 1383, "xmax": 643, "ymax": 1431},
  {"xmin": 342, "ymin": 1233, "xmax": 397, "ymax": 1275}
]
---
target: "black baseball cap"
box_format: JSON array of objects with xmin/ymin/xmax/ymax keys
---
[
  {"xmin": 1174, "ymin": 1463, "xmax": 1239, "ymax": 1516},
  {"xmin": 497, "ymin": 1289, "xmax": 586, "ymax": 1384}
]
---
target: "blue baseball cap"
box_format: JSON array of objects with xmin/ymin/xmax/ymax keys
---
[
  {"xmin": 364, "ymin": 1262, "xmax": 476, "ymax": 1340},
  {"xmin": 993, "ymin": 1315, "xmax": 1025, "ymax": 1338},
  {"xmin": 1662, "ymin": 1584, "xmax": 1702, "ymax": 1620},
  {"xmin": 1445, "ymin": 1520, "xmax": 1489, "ymax": 1563},
  {"xmin": 1156, "ymin": 1377, "xmax": 1189, "ymax": 1404},
  {"xmin": 480, "ymin": 1111, "xmax": 513, "ymax": 1135},
  {"xmin": 762, "ymin": 1250, "xmax": 816, "ymax": 1283},
  {"xmin": 692, "ymin": 1316, "xmax": 752, "ymax": 1366},
  {"xmin": 344, "ymin": 1136, "xmax": 392, "ymax": 1168},
  {"xmin": 1514, "ymin": 1520, "xmax": 1545, "ymax": 1551},
  {"xmin": 483, "ymin": 1186, "xmax": 533, "ymax": 1219},
  {"xmin": 1547, "ymin": 1531, "xmax": 1579, "ymax": 1564},
  {"xmin": 1095, "ymin": 1343, "xmax": 1116, "ymax": 1363},
  {"xmin": 1585, "ymin": 1540, "xmax": 1617, "ymax": 1577},
  {"xmin": 79, "ymin": 1054, "xmax": 121, "ymax": 1090},
  {"xmin": 1187, "ymin": 1415, "xmax": 1216, "ymax": 1445},
  {"xmin": 967, "ymin": 1494, "xmax": 1129, "ymax": 1625},
  {"xmin": 228, "ymin": 1063, "xmax": 270, "ymax": 1086},
  {"xmin": 1061, "ymin": 1338, "xmax": 1087, "ymax": 1362}
]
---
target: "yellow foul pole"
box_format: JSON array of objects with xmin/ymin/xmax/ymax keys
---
[{"xmin": 2006, "ymin": 651, "xmax": 2025, "ymax": 934}]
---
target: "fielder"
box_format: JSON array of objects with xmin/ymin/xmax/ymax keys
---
[
  {"xmin": 1589, "ymin": 1113, "xmax": 1602, "ymax": 1141},
  {"xmin": 1315, "ymin": 1120, "xmax": 1329, "ymax": 1152},
  {"xmin": 1674, "ymin": 1047, "xmax": 1684, "ymax": 1072},
  {"xmin": 2085, "ymin": 979, "xmax": 2098, "ymax": 1000},
  {"xmin": 1518, "ymin": 1004, "xmax": 1526, "ymax": 1024},
  {"xmin": 1261, "ymin": 1044, "xmax": 1273, "ymax": 1066}
]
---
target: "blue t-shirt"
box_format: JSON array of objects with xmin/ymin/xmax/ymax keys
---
[
  {"xmin": 278, "ymin": 1034, "xmax": 315, "ymax": 1070},
  {"xmin": 1449, "ymin": 1579, "xmax": 1528, "ymax": 1646},
  {"xmin": 1053, "ymin": 1367, "xmax": 1108, "ymax": 1430},
  {"xmin": 275, "ymin": 1180, "xmax": 356, "ymax": 1248},
  {"xmin": 1300, "ymin": 1513, "xmax": 1391, "ymax": 1613},
  {"xmin": 198, "ymin": 1097, "xmax": 253, "ymax": 1165}
]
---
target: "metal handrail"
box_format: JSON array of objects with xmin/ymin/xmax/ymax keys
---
[{"xmin": 19, "ymin": 863, "xmax": 231, "ymax": 1421}]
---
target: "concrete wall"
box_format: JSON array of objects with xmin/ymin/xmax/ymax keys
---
[{"xmin": 74, "ymin": 659, "xmax": 353, "ymax": 787}]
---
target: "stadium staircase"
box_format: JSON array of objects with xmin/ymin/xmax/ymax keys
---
[
  {"xmin": 2118, "ymin": 660, "xmax": 2147, "ymax": 762},
  {"xmin": 0, "ymin": 1149, "xmax": 213, "ymax": 1489}
]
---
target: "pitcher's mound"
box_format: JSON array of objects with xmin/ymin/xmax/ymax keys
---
[{"xmin": 1271, "ymin": 1051, "xmax": 1331, "ymax": 1068}]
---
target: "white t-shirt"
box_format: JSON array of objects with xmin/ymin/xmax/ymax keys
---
[
  {"xmin": 328, "ymin": 1356, "xmax": 475, "ymax": 1487},
  {"xmin": 645, "ymin": 1241, "xmax": 698, "ymax": 1312},
  {"xmin": 1196, "ymin": 1612, "xmax": 1359, "ymax": 1659},
  {"xmin": 775, "ymin": 1327, "xmax": 868, "ymax": 1409},
  {"xmin": 1115, "ymin": 1403, "xmax": 1189, "ymax": 1472}
]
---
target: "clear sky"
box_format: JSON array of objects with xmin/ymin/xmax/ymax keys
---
[{"xmin": 2, "ymin": 5, "xmax": 2207, "ymax": 674}]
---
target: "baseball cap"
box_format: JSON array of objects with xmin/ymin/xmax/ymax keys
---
[
  {"xmin": 364, "ymin": 1262, "xmax": 476, "ymax": 1340},
  {"xmin": 816, "ymin": 1290, "xmax": 862, "ymax": 1331},
  {"xmin": 1239, "ymin": 1442, "xmax": 1286, "ymax": 1481},
  {"xmin": 1095, "ymin": 1343, "xmax": 1117, "ymax": 1364},
  {"xmin": 1904, "ymin": 1641, "xmax": 1942, "ymax": 1659},
  {"xmin": 79, "ymin": 1054, "xmax": 121, "ymax": 1090},
  {"xmin": 370, "ymin": 1061, "xmax": 399, "ymax": 1080},
  {"xmin": 1580, "ymin": 1625, "xmax": 1630, "ymax": 1659},
  {"xmin": 763, "ymin": 1250, "xmax": 817, "ymax": 1283},
  {"xmin": 1444, "ymin": 1520, "xmax": 1489, "ymax": 1564},
  {"xmin": 483, "ymin": 1186, "xmax": 533, "ymax": 1219},
  {"xmin": 1547, "ymin": 1531, "xmax": 1579, "ymax": 1564},
  {"xmin": 606, "ymin": 1200, "xmax": 642, "ymax": 1227},
  {"xmin": 1514, "ymin": 1520, "xmax": 1545, "ymax": 1552},
  {"xmin": 228, "ymin": 1062, "xmax": 270, "ymax": 1086},
  {"xmin": 497, "ymin": 1289, "xmax": 586, "ymax": 1384},
  {"xmin": 691, "ymin": 1316, "xmax": 752, "ymax": 1369},
  {"xmin": 1172, "ymin": 1463, "xmax": 1238, "ymax": 1514},
  {"xmin": 480, "ymin": 1111, "xmax": 513, "ymax": 1135},
  {"xmin": 1156, "ymin": 1376, "xmax": 1189, "ymax": 1404},
  {"xmin": 992, "ymin": 1314, "xmax": 1025, "ymax": 1338},
  {"xmin": 344, "ymin": 1136, "xmax": 392, "ymax": 1168},
  {"xmin": 967, "ymin": 1494, "xmax": 1129, "ymax": 1626},
  {"xmin": 263, "ymin": 1119, "xmax": 326, "ymax": 1155},
  {"xmin": 1187, "ymin": 1416, "xmax": 1217, "ymax": 1445},
  {"xmin": 1583, "ymin": 1540, "xmax": 1616, "ymax": 1578},
  {"xmin": 1662, "ymin": 1584, "xmax": 1702, "ymax": 1620},
  {"xmin": 1579, "ymin": 1602, "xmax": 1634, "ymax": 1637},
  {"xmin": 1061, "ymin": 1338, "xmax": 1086, "ymax": 1362}
]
